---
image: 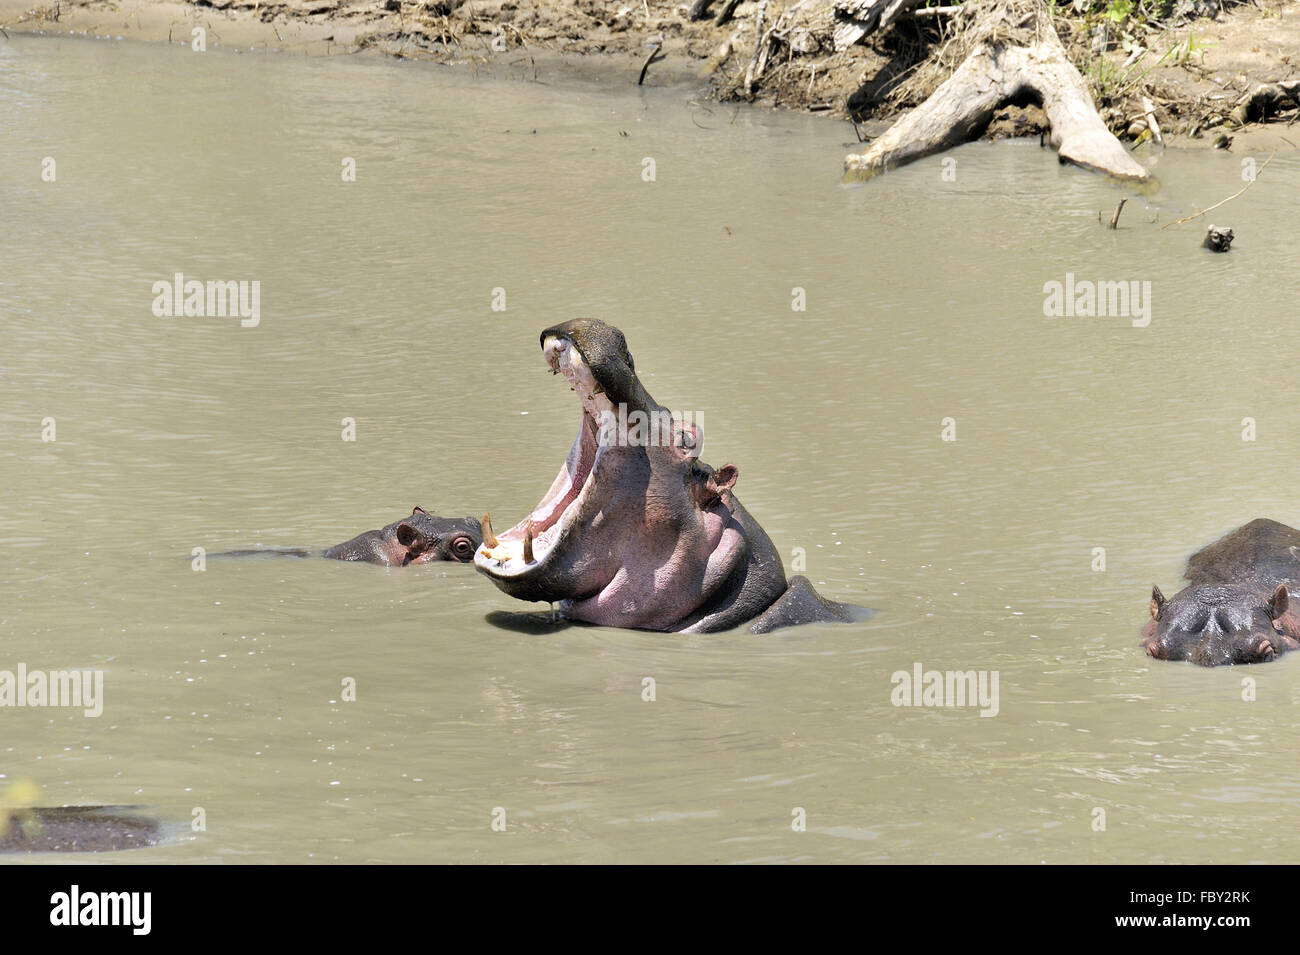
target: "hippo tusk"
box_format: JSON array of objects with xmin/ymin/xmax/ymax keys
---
[
  {"xmin": 523, "ymin": 523, "xmax": 535, "ymax": 564},
  {"xmin": 481, "ymin": 514, "xmax": 499, "ymax": 549}
]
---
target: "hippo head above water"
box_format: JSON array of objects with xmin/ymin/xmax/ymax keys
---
[
  {"xmin": 1144, "ymin": 518, "xmax": 1300, "ymax": 666},
  {"xmin": 323, "ymin": 507, "xmax": 481, "ymax": 566},
  {"xmin": 474, "ymin": 318, "xmax": 863, "ymax": 633},
  {"xmin": 1144, "ymin": 581, "xmax": 1298, "ymax": 665}
]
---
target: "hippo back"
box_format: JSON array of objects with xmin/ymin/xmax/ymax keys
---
[
  {"xmin": 1, "ymin": 806, "xmax": 162, "ymax": 853},
  {"xmin": 1185, "ymin": 518, "xmax": 1300, "ymax": 586}
]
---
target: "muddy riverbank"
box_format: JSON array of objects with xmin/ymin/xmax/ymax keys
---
[{"xmin": 3, "ymin": 0, "xmax": 1298, "ymax": 153}]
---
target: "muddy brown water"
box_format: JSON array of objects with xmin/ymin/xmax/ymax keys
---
[{"xmin": 3, "ymin": 35, "xmax": 1300, "ymax": 863}]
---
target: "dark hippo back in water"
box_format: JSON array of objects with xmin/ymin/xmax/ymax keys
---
[
  {"xmin": 1144, "ymin": 519, "xmax": 1300, "ymax": 666},
  {"xmin": 1, "ymin": 806, "xmax": 163, "ymax": 853}
]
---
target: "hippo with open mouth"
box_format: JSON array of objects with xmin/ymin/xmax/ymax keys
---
[
  {"xmin": 474, "ymin": 319, "xmax": 865, "ymax": 633},
  {"xmin": 1144, "ymin": 518, "xmax": 1300, "ymax": 665}
]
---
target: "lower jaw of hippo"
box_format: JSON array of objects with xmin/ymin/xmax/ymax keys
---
[
  {"xmin": 473, "ymin": 455, "xmax": 597, "ymax": 603},
  {"xmin": 474, "ymin": 353, "xmax": 616, "ymax": 603}
]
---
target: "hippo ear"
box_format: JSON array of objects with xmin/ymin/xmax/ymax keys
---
[
  {"xmin": 1150, "ymin": 585, "xmax": 1166, "ymax": 620},
  {"xmin": 689, "ymin": 463, "xmax": 738, "ymax": 508},
  {"xmin": 395, "ymin": 522, "xmax": 425, "ymax": 552},
  {"xmin": 709, "ymin": 464, "xmax": 738, "ymax": 495},
  {"xmin": 1268, "ymin": 583, "xmax": 1289, "ymax": 620},
  {"xmin": 412, "ymin": 506, "xmax": 428, "ymax": 516}
]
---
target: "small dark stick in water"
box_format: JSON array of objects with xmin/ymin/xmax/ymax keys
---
[
  {"xmin": 1109, "ymin": 198, "xmax": 1127, "ymax": 230},
  {"xmin": 638, "ymin": 40, "xmax": 663, "ymax": 86}
]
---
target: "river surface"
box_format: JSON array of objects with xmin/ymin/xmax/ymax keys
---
[{"xmin": 3, "ymin": 35, "xmax": 1300, "ymax": 863}]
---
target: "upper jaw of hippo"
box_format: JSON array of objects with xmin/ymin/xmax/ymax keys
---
[
  {"xmin": 473, "ymin": 321, "xmax": 663, "ymax": 601},
  {"xmin": 537, "ymin": 319, "xmax": 654, "ymax": 414}
]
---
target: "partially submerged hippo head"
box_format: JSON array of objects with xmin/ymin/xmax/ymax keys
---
[
  {"xmin": 474, "ymin": 319, "xmax": 862, "ymax": 633},
  {"xmin": 1144, "ymin": 519, "xmax": 1300, "ymax": 665},
  {"xmin": 323, "ymin": 507, "xmax": 481, "ymax": 565},
  {"xmin": 1143, "ymin": 581, "xmax": 1297, "ymax": 665}
]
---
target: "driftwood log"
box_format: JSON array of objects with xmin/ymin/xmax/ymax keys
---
[
  {"xmin": 1230, "ymin": 81, "xmax": 1300, "ymax": 126},
  {"xmin": 832, "ymin": 0, "xmax": 928, "ymax": 50},
  {"xmin": 844, "ymin": 2, "xmax": 1150, "ymax": 182}
]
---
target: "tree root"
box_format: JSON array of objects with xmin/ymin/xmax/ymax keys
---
[{"xmin": 844, "ymin": 5, "xmax": 1150, "ymax": 182}]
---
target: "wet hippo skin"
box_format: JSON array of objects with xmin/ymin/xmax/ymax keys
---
[
  {"xmin": 474, "ymin": 318, "xmax": 868, "ymax": 633},
  {"xmin": 0, "ymin": 806, "xmax": 162, "ymax": 853},
  {"xmin": 322, "ymin": 508, "xmax": 481, "ymax": 565},
  {"xmin": 218, "ymin": 507, "xmax": 482, "ymax": 567},
  {"xmin": 1144, "ymin": 518, "xmax": 1300, "ymax": 665}
]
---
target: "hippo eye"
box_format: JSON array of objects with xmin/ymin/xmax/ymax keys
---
[{"xmin": 452, "ymin": 537, "xmax": 474, "ymax": 559}]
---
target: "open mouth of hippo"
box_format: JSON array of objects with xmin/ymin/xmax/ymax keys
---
[
  {"xmin": 474, "ymin": 318, "xmax": 862, "ymax": 633},
  {"xmin": 473, "ymin": 331, "xmax": 632, "ymax": 593}
]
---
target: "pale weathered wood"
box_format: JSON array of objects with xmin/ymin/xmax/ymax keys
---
[
  {"xmin": 844, "ymin": 25, "xmax": 1150, "ymax": 181},
  {"xmin": 832, "ymin": 0, "xmax": 928, "ymax": 51},
  {"xmin": 1109, "ymin": 197, "xmax": 1127, "ymax": 229},
  {"xmin": 1141, "ymin": 96, "xmax": 1163, "ymax": 147}
]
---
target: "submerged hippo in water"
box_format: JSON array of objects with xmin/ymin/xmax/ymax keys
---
[
  {"xmin": 323, "ymin": 507, "xmax": 481, "ymax": 565},
  {"xmin": 219, "ymin": 507, "xmax": 481, "ymax": 567},
  {"xmin": 1144, "ymin": 518, "xmax": 1300, "ymax": 665},
  {"xmin": 1, "ymin": 806, "xmax": 161, "ymax": 853},
  {"xmin": 474, "ymin": 319, "xmax": 865, "ymax": 633}
]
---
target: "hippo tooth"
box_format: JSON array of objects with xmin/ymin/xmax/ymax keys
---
[
  {"xmin": 523, "ymin": 523, "xmax": 535, "ymax": 564},
  {"xmin": 481, "ymin": 514, "xmax": 499, "ymax": 549}
]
